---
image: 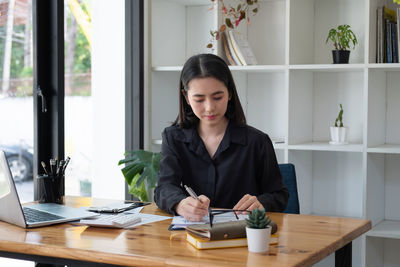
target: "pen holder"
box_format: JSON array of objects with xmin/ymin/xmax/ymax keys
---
[{"xmin": 37, "ymin": 174, "xmax": 65, "ymax": 204}]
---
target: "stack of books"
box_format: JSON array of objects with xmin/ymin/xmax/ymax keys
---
[
  {"xmin": 376, "ymin": 6, "xmax": 400, "ymax": 63},
  {"xmin": 221, "ymin": 30, "xmax": 258, "ymax": 66},
  {"xmin": 186, "ymin": 232, "xmax": 248, "ymax": 249},
  {"xmin": 185, "ymin": 220, "xmax": 278, "ymax": 250}
]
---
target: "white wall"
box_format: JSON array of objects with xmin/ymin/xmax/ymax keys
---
[{"xmin": 91, "ymin": 0, "xmax": 125, "ymax": 199}]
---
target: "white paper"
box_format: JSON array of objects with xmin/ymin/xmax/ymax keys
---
[
  {"xmin": 78, "ymin": 207, "xmax": 171, "ymax": 228},
  {"xmin": 125, "ymin": 213, "xmax": 171, "ymax": 228},
  {"xmin": 171, "ymin": 212, "xmax": 248, "ymax": 228}
]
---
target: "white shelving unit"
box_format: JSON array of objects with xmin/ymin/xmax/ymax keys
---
[{"xmin": 144, "ymin": 0, "xmax": 400, "ymax": 266}]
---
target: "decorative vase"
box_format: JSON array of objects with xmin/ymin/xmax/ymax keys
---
[
  {"xmin": 329, "ymin": 126, "xmax": 348, "ymax": 145},
  {"xmin": 246, "ymin": 226, "xmax": 271, "ymax": 253},
  {"xmin": 332, "ymin": 50, "xmax": 350, "ymax": 64}
]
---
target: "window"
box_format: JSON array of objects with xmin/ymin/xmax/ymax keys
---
[
  {"xmin": 0, "ymin": 0, "xmax": 34, "ymax": 203},
  {"xmin": 64, "ymin": 0, "xmax": 125, "ymax": 199}
]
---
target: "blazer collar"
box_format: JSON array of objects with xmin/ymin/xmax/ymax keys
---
[{"xmin": 174, "ymin": 121, "xmax": 247, "ymax": 146}]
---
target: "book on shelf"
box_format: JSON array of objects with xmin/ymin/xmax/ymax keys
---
[
  {"xmin": 228, "ymin": 30, "xmax": 258, "ymax": 66},
  {"xmin": 391, "ymin": 22, "xmax": 398, "ymax": 63},
  {"xmin": 186, "ymin": 232, "xmax": 247, "ymax": 249},
  {"xmin": 221, "ymin": 32, "xmax": 237, "ymax": 66},
  {"xmin": 386, "ymin": 19, "xmax": 392, "ymax": 63},
  {"xmin": 376, "ymin": 6, "xmax": 399, "ymax": 63},
  {"xmin": 377, "ymin": 7, "xmax": 383, "ymax": 63},
  {"xmin": 398, "ymin": 8, "xmax": 400, "ymax": 63},
  {"xmin": 226, "ymin": 30, "xmax": 242, "ymax": 65}
]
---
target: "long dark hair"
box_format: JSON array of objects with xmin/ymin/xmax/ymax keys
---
[{"xmin": 174, "ymin": 53, "xmax": 246, "ymax": 128}]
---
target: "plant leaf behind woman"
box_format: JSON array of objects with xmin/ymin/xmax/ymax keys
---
[{"xmin": 118, "ymin": 150, "xmax": 160, "ymax": 202}]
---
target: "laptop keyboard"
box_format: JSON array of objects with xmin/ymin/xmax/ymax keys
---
[{"xmin": 23, "ymin": 207, "xmax": 65, "ymax": 223}]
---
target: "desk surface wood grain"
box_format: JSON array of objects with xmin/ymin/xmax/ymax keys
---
[{"xmin": 0, "ymin": 196, "xmax": 371, "ymax": 267}]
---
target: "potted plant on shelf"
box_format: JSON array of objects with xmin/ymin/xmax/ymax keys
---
[
  {"xmin": 325, "ymin": 24, "xmax": 358, "ymax": 64},
  {"xmin": 118, "ymin": 150, "xmax": 160, "ymax": 202},
  {"xmin": 330, "ymin": 104, "xmax": 348, "ymax": 145},
  {"xmin": 245, "ymin": 208, "xmax": 272, "ymax": 253}
]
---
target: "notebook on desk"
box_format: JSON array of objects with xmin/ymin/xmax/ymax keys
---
[{"xmin": 0, "ymin": 150, "xmax": 96, "ymax": 228}]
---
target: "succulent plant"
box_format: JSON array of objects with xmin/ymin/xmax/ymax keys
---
[
  {"xmin": 245, "ymin": 208, "xmax": 271, "ymax": 229},
  {"xmin": 334, "ymin": 104, "xmax": 344, "ymax": 127}
]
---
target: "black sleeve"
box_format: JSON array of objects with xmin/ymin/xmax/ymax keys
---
[
  {"xmin": 154, "ymin": 129, "xmax": 187, "ymax": 215},
  {"xmin": 256, "ymin": 135, "xmax": 289, "ymax": 212}
]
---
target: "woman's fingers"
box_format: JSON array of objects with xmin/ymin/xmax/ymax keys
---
[
  {"xmin": 176, "ymin": 196, "xmax": 209, "ymax": 221},
  {"xmin": 233, "ymin": 194, "xmax": 263, "ymax": 213}
]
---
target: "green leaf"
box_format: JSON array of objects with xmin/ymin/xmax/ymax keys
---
[
  {"xmin": 119, "ymin": 150, "xmax": 161, "ymax": 201},
  {"xmin": 128, "ymin": 173, "xmax": 148, "ymax": 202},
  {"xmin": 246, "ymin": 208, "xmax": 270, "ymax": 229},
  {"xmin": 226, "ymin": 18, "xmax": 233, "ymax": 28}
]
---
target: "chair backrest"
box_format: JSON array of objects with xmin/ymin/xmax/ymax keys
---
[{"xmin": 279, "ymin": 163, "xmax": 300, "ymax": 214}]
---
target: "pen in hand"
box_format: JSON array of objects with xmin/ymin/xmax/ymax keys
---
[
  {"xmin": 184, "ymin": 185, "xmax": 199, "ymax": 200},
  {"xmin": 184, "ymin": 185, "xmax": 211, "ymax": 220}
]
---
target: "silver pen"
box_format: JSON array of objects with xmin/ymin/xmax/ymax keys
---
[{"xmin": 184, "ymin": 185, "xmax": 199, "ymax": 200}]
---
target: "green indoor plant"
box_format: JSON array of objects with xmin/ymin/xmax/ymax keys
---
[
  {"xmin": 329, "ymin": 104, "xmax": 348, "ymax": 145},
  {"xmin": 118, "ymin": 150, "xmax": 160, "ymax": 202},
  {"xmin": 245, "ymin": 208, "xmax": 272, "ymax": 253},
  {"xmin": 325, "ymin": 24, "xmax": 358, "ymax": 64}
]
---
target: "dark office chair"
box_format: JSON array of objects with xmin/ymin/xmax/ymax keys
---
[{"xmin": 279, "ymin": 163, "xmax": 300, "ymax": 214}]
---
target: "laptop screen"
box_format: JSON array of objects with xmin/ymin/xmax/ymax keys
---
[
  {"xmin": 0, "ymin": 154, "xmax": 11, "ymax": 199},
  {"xmin": 0, "ymin": 151, "xmax": 27, "ymax": 228}
]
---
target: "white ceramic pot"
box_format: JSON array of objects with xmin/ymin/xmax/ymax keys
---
[
  {"xmin": 246, "ymin": 226, "xmax": 271, "ymax": 253},
  {"xmin": 329, "ymin": 126, "xmax": 348, "ymax": 145}
]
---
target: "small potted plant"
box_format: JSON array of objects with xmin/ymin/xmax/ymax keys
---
[
  {"xmin": 245, "ymin": 208, "xmax": 272, "ymax": 253},
  {"xmin": 325, "ymin": 24, "xmax": 358, "ymax": 64},
  {"xmin": 330, "ymin": 104, "xmax": 348, "ymax": 145}
]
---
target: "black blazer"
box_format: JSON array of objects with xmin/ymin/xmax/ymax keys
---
[{"xmin": 154, "ymin": 121, "xmax": 289, "ymax": 214}]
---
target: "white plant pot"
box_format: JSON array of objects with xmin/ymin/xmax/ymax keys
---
[
  {"xmin": 329, "ymin": 126, "xmax": 348, "ymax": 145},
  {"xmin": 246, "ymin": 226, "xmax": 271, "ymax": 253}
]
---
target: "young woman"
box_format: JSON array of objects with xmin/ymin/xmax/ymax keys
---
[{"xmin": 154, "ymin": 54, "xmax": 288, "ymax": 222}]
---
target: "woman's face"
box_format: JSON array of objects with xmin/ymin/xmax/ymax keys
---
[{"xmin": 185, "ymin": 77, "xmax": 230, "ymax": 127}]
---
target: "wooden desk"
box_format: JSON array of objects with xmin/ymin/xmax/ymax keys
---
[{"xmin": 0, "ymin": 196, "xmax": 371, "ymax": 267}]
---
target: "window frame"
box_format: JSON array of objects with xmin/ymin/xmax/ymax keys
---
[
  {"xmin": 125, "ymin": 0, "xmax": 144, "ymax": 200},
  {"xmin": 32, "ymin": 0, "xmax": 65, "ymax": 200}
]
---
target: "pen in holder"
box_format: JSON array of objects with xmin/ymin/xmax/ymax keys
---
[
  {"xmin": 37, "ymin": 174, "xmax": 65, "ymax": 204},
  {"xmin": 38, "ymin": 156, "xmax": 69, "ymax": 204}
]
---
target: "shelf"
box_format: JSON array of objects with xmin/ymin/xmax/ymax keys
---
[
  {"xmin": 289, "ymin": 64, "xmax": 365, "ymax": 72},
  {"xmin": 367, "ymin": 144, "xmax": 400, "ymax": 154},
  {"xmin": 273, "ymin": 142, "xmax": 285, "ymax": 150},
  {"xmin": 288, "ymin": 142, "xmax": 363, "ymax": 152},
  {"xmin": 152, "ymin": 139, "xmax": 162, "ymax": 146},
  {"xmin": 229, "ymin": 65, "xmax": 287, "ymax": 73},
  {"xmin": 367, "ymin": 64, "xmax": 400, "ymax": 71},
  {"xmin": 153, "ymin": 64, "xmax": 367, "ymax": 72},
  {"xmin": 152, "ymin": 66, "xmax": 183, "ymax": 72},
  {"xmin": 153, "ymin": 139, "xmax": 287, "ymax": 150},
  {"xmin": 366, "ymin": 220, "xmax": 400, "ymax": 239},
  {"xmin": 152, "ymin": 65, "xmax": 287, "ymax": 73},
  {"xmin": 168, "ymin": 0, "xmax": 209, "ymax": 5}
]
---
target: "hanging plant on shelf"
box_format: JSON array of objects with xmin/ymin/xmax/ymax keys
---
[{"xmin": 207, "ymin": 0, "xmax": 259, "ymax": 49}]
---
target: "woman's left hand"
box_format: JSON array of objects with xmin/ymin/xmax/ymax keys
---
[{"xmin": 233, "ymin": 194, "xmax": 264, "ymax": 213}]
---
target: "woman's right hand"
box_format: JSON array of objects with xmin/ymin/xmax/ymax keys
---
[{"xmin": 175, "ymin": 195, "xmax": 210, "ymax": 222}]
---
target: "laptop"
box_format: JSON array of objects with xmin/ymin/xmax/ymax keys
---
[{"xmin": 0, "ymin": 150, "xmax": 96, "ymax": 228}]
